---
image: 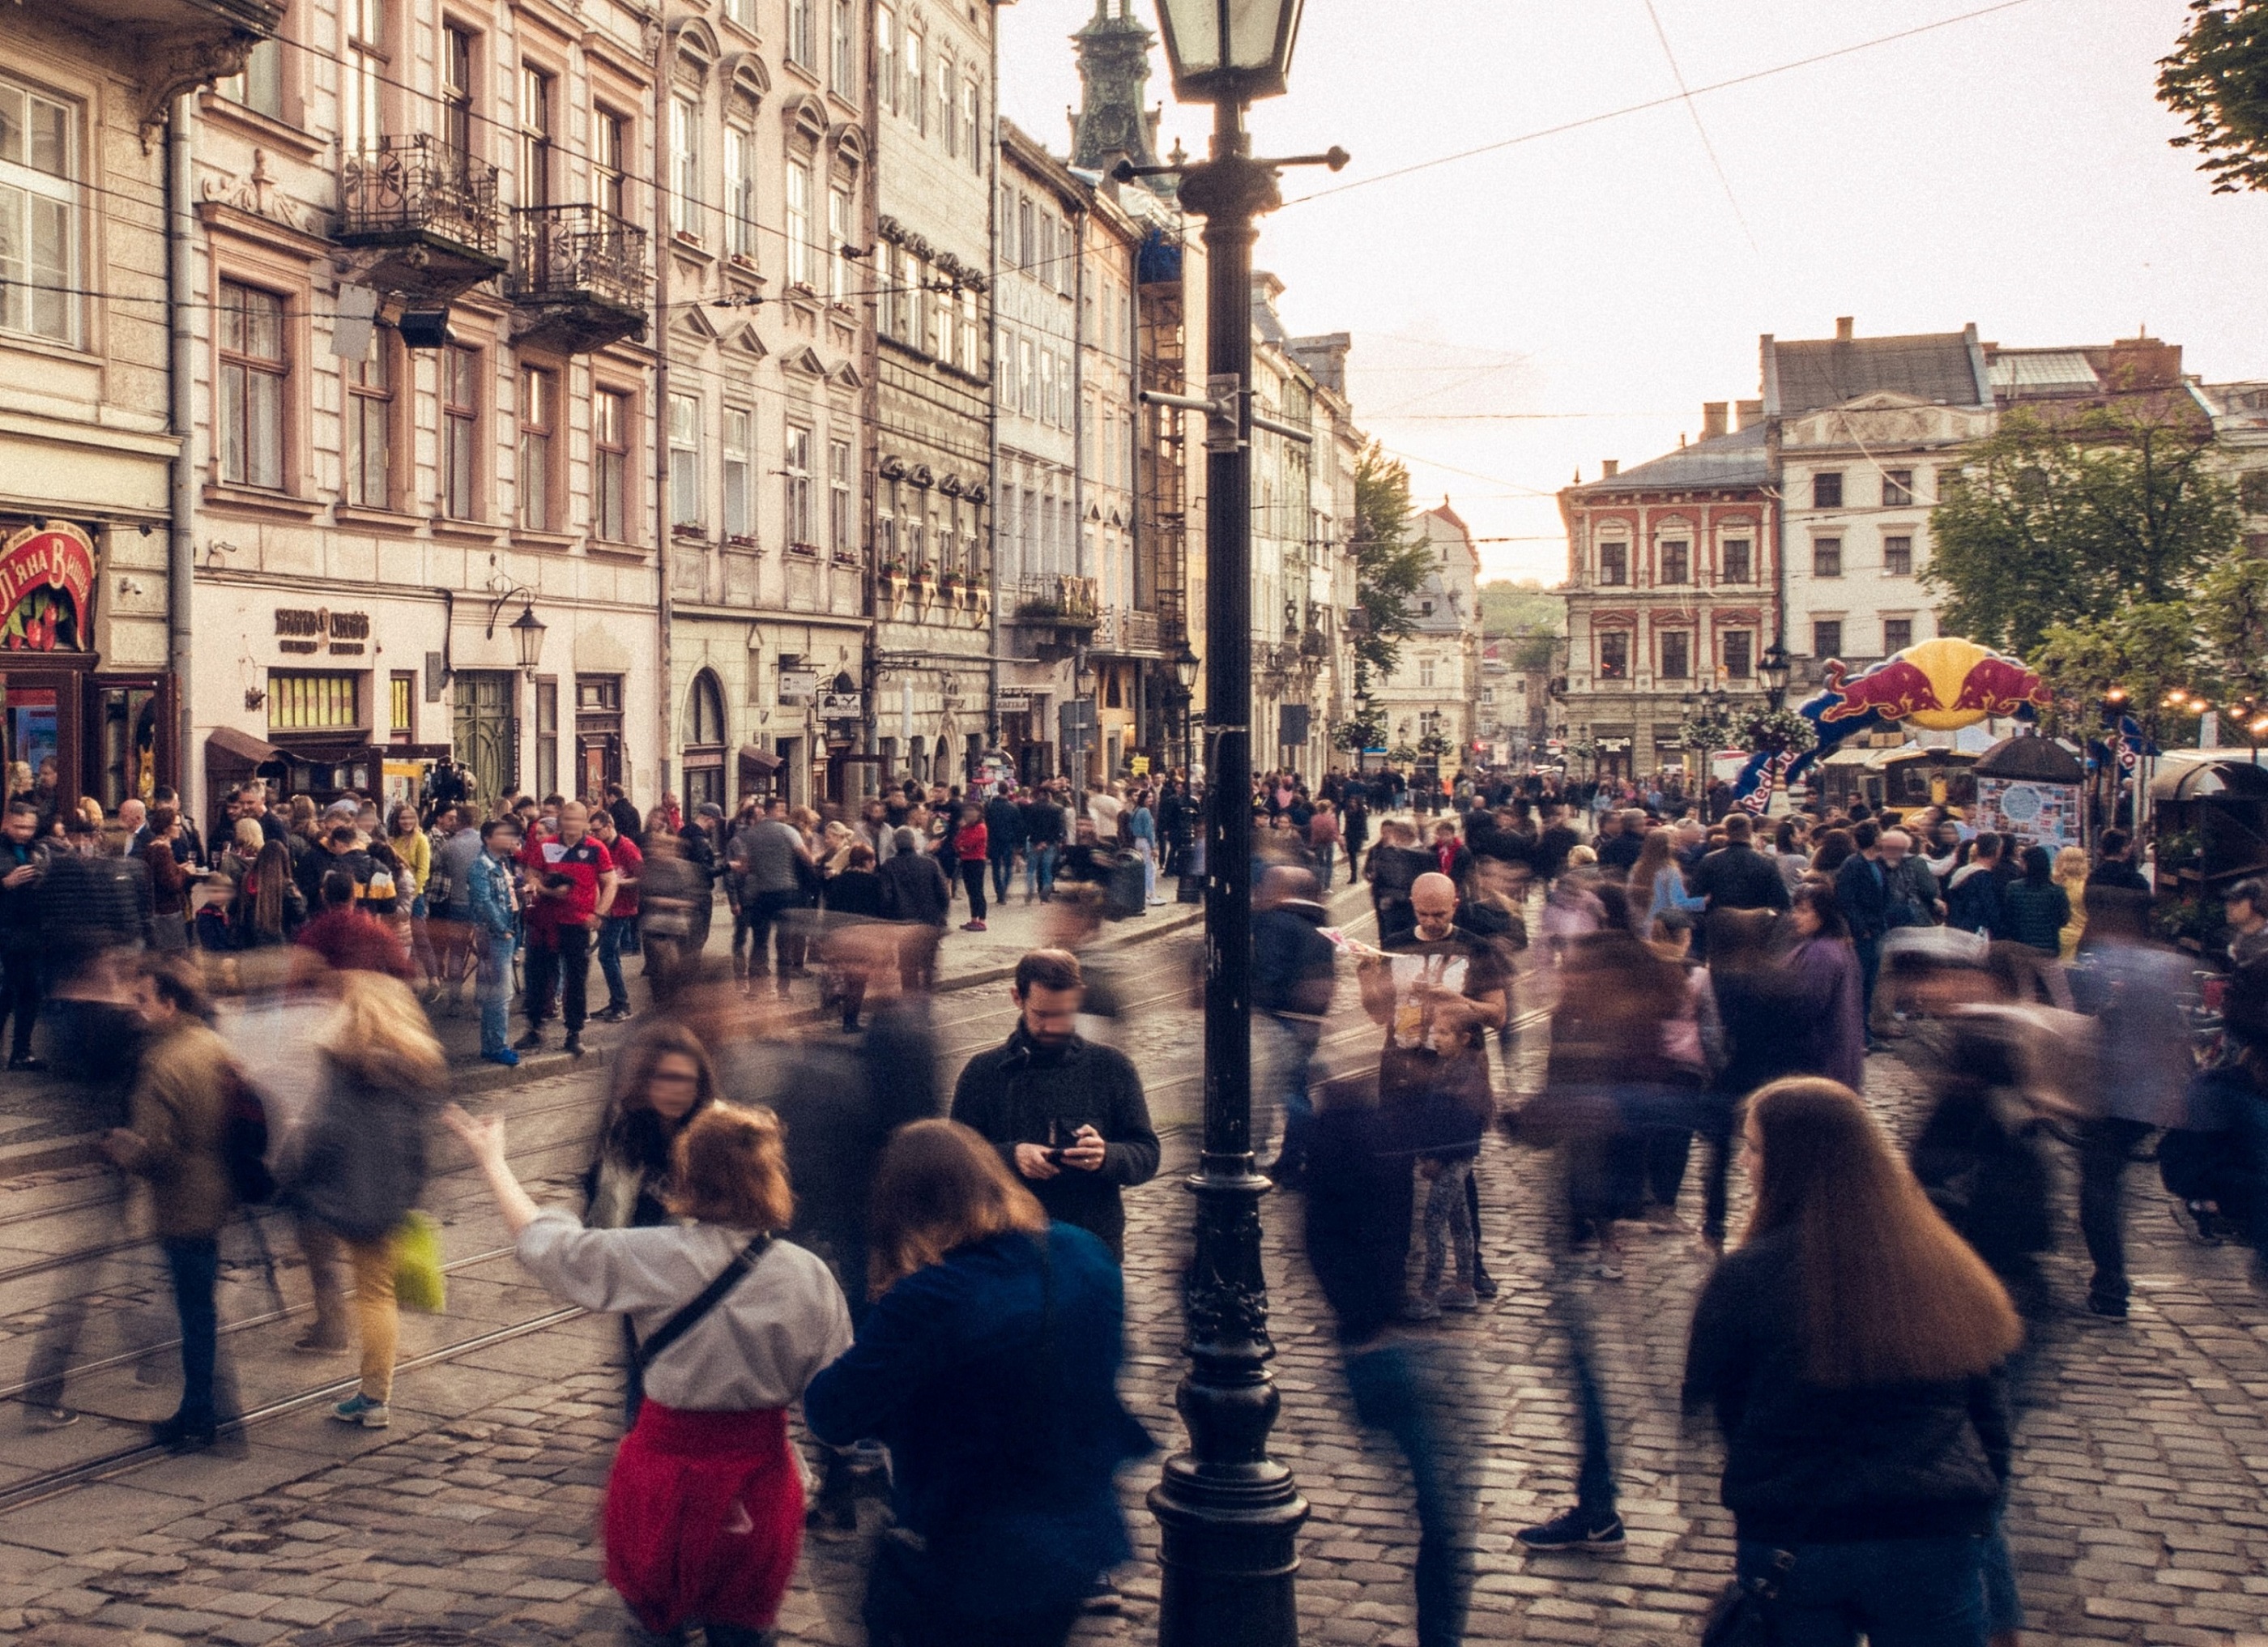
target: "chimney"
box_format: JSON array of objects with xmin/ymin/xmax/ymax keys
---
[
  {"xmin": 1835, "ymin": 316, "xmax": 1855, "ymax": 343},
  {"xmin": 1701, "ymin": 401, "xmax": 1729, "ymax": 441},
  {"xmin": 1735, "ymin": 399, "xmax": 1763, "ymax": 430},
  {"xmin": 1601, "ymin": 459, "xmax": 1619, "ymax": 479}
]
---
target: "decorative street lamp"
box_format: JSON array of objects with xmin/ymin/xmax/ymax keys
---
[
  {"xmin": 508, "ymin": 602, "xmax": 547, "ymax": 674},
  {"xmin": 1129, "ymin": 2, "xmax": 1334, "ymax": 1641},
  {"xmin": 1759, "ymin": 638, "xmax": 1791, "ymax": 710}
]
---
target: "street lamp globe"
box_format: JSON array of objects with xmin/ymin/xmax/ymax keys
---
[
  {"xmin": 1759, "ymin": 639, "xmax": 1791, "ymax": 699},
  {"xmin": 1151, "ymin": 0, "xmax": 1307, "ymax": 104},
  {"xmin": 509, "ymin": 602, "xmax": 547, "ymax": 672},
  {"xmin": 1173, "ymin": 642, "xmax": 1201, "ymax": 694}
]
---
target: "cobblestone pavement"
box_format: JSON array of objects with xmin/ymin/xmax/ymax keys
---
[{"xmin": 6, "ymin": 943, "xmax": 2268, "ymax": 1644}]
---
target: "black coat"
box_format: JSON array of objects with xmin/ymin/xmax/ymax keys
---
[
  {"xmin": 879, "ymin": 850, "xmax": 951, "ymax": 927},
  {"xmin": 984, "ymin": 796, "xmax": 1025, "ymax": 851},
  {"xmin": 1691, "ymin": 843, "xmax": 1792, "ymax": 913},
  {"xmin": 950, "ymin": 1026, "xmax": 1159, "ymax": 1259},
  {"xmin": 1253, "ymin": 898, "xmax": 1336, "ymax": 1018},
  {"xmin": 1682, "ymin": 1227, "xmax": 2010, "ymax": 1544}
]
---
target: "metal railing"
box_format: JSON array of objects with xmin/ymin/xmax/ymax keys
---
[
  {"xmin": 508, "ymin": 203, "xmax": 650, "ymax": 312},
  {"xmin": 336, "ymin": 136, "xmax": 501, "ymax": 255},
  {"xmin": 1013, "ymin": 574, "xmax": 1100, "ymax": 625},
  {"xmin": 1096, "ymin": 607, "xmax": 1161, "ymax": 652}
]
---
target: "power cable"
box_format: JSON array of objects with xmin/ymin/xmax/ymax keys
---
[{"xmin": 1639, "ymin": 0, "xmax": 1759, "ymax": 255}]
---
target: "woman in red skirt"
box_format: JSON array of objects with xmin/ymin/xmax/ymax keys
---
[{"xmin": 446, "ymin": 1102, "xmax": 853, "ymax": 1646}]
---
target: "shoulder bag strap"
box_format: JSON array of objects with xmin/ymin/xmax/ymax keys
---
[{"xmin": 633, "ymin": 1234, "xmax": 772, "ymax": 1373}]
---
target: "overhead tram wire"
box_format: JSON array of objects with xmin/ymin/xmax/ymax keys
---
[{"xmin": 1641, "ymin": 0, "xmax": 1760, "ymax": 257}]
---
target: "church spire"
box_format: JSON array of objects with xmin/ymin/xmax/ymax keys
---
[{"xmin": 1071, "ymin": 0, "xmax": 1162, "ymax": 176}]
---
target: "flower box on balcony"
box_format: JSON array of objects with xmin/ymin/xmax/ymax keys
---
[
  {"xmin": 786, "ymin": 541, "xmax": 821, "ymax": 559},
  {"xmin": 671, "ymin": 523, "xmax": 709, "ymax": 541},
  {"xmin": 832, "ymin": 548, "xmax": 862, "ymax": 567},
  {"xmin": 724, "ymin": 532, "xmax": 761, "ymax": 549}
]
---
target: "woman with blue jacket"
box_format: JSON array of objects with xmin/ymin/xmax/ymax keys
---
[{"xmin": 805, "ymin": 1119, "xmax": 1152, "ymax": 1647}]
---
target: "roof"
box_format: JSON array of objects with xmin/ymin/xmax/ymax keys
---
[
  {"xmin": 1765, "ymin": 327, "xmax": 1989, "ymax": 414},
  {"xmin": 1974, "ymin": 734, "xmax": 2085, "ymax": 783},
  {"xmin": 1425, "ymin": 500, "xmax": 1470, "ymax": 535},
  {"xmin": 1987, "ymin": 350, "xmax": 2101, "ymax": 398},
  {"xmin": 1571, "ymin": 421, "xmax": 1770, "ymax": 495}
]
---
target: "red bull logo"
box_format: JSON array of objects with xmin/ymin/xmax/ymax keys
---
[{"xmin": 1816, "ymin": 638, "xmax": 2051, "ymax": 732}]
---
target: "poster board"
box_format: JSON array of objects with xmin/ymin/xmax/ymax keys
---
[{"xmin": 1972, "ymin": 776, "xmax": 2079, "ymax": 853}]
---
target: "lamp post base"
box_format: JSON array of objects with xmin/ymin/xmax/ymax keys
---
[{"xmin": 1149, "ymin": 1450, "xmax": 1308, "ymax": 1647}]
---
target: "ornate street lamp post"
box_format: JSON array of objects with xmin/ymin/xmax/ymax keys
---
[
  {"xmin": 1127, "ymin": 3, "xmax": 1335, "ymax": 1641},
  {"xmin": 1759, "ymin": 638, "xmax": 1791, "ymax": 711}
]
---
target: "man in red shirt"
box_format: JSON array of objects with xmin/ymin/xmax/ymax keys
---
[
  {"xmin": 514, "ymin": 800, "xmax": 617, "ymax": 1056},
  {"xmin": 590, "ymin": 807, "xmax": 642, "ymax": 1022}
]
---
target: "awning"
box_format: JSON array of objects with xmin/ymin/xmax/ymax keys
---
[
  {"xmin": 737, "ymin": 743, "xmax": 782, "ymax": 774},
  {"xmin": 205, "ymin": 727, "xmax": 291, "ymax": 769}
]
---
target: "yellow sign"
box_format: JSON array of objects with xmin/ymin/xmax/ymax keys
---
[{"xmin": 1130, "ymin": 755, "xmax": 1151, "ymax": 776}]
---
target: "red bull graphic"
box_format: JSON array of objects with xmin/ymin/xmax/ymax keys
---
[
  {"xmin": 1818, "ymin": 656, "xmax": 1938, "ymax": 723},
  {"xmin": 1816, "ymin": 638, "xmax": 2051, "ymax": 732}
]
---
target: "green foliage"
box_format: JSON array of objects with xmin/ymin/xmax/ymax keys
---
[
  {"xmin": 1924, "ymin": 406, "xmax": 2238, "ymax": 658},
  {"xmin": 2031, "ymin": 602, "xmax": 2204, "ymax": 742},
  {"xmin": 1478, "ymin": 579, "xmax": 1566, "ymax": 638},
  {"xmin": 1510, "ymin": 633, "xmax": 1559, "ymax": 671},
  {"xmin": 1352, "ymin": 446, "xmax": 1434, "ymax": 689},
  {"xmin": 2159, "ymin": 1, "xmax": 2268, "ymax": 194},
  {"xmin": 2197, "ymin": 548, "xmax": 2268, "ymax": 705}
]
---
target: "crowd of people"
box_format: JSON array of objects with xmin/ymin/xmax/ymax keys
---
[{"xmin": 20, "ymin": 749, "xmax": 2268, "ymax": 1647}]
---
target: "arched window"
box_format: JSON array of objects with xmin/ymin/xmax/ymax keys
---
[{"xmin": 684, "ymin": 670, "xmax": 728, "ymax": 810}]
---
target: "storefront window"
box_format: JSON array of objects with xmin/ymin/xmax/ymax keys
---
[{"xmin": 268, "ymin": 671, "xmax": 360, "ymax": 732}]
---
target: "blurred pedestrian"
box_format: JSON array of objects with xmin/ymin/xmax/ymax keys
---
[
  {"xmin": 516, "ymin": 800, "xmax": 617, "ymax": 1056},
  {"xmin": 804, "ymin": 1120, "xmax": 1153, "ymax": 1647},
  {"xmin": 0, "ymin": 799, "xmax": 49, "ymax": 1068},
  {"xmin": 450, "ymin": 1101, "xmax": 850, "ymax": 1647},
  {"xmin": 296, "ymin": 869, "xmax": 414, "ymax": 980},
  {"xmin": 984, "ymin": 783, "xmax": 1024, "ymax": 907},
  {"xmin": 879, "ymin": 826, "xmax": 951, "ymax": 992},
  {"xmin": 590, "ymin": 807, "xmax": 643, "ymax": 1022},
  {"xmin": 469, "ymin": 817, "xmax": 524, "ymax": 1066},
  {"xmin": 1255, "ymin": 864, "xmax": 1337, "ymax": 1187},
  {"xmin": 952, "ymin": 804, "xmax": 990, "ymax": 932},
  {"xmin": 1785, "ymin": 883, "xmax": 1866, "ymax": 1090},
  {"xmin": 1683, "ymin": 1078, "xmax": 2020, "ymax": 1647}
]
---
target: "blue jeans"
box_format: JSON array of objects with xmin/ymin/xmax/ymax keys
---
[
  {"xmin": 1735, "ymin": 1533, "xmax": 1987, "ymax": 1647},
  {"xmin": 1025, "ymin": 843, "xmax": 1059, "ymax": 899},
  {"xmin": 597, "ymin": 915, "xmax": 633, "ymax": 1011},
  {"xmin": 163, "ymin": 1235, "xmax": 220, "ymax": 1424},
  {"xmin": 1346, "ymin": 1346, "xmax": 1470, "ymax": 1647},
  {"xmin": 990, "ymin": 847, "xmax": 1017, "ymax": 902},
  {"xmin": 477, "ymin": 929, "xmax": 516, "ymax": 1055}
]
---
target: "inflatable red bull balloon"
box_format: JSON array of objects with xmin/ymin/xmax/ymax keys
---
[{"xmin": 1816, "ymin": 638, "xmax": 2051, "ymax": 732}]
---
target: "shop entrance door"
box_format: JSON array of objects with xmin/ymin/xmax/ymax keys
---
[{"xmin": 452, "ymin": 672, "xmax": 515, "ymax": 807}]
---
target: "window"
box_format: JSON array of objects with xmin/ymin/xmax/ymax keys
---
[
  {"xmin": 1812, "ymin": 538, "xmax": 1842, "ymax": 578},
  {"xmin": 940, "ymin": 61, "xmax": 957, "ymax": 157},
  {"xmin": 1039, "ymin": 349, "xmax": 1055, "ymax": 429},
  {"xmin": 786, "ymin": 160, "xmax": 812, "ymax": 287},
  {"xmin": 0, "ymin": 79, "xmax": 76, "ymax": 345},
  {"xmin": 1723, "ymin": 630, "xmax": 1753, "ymax": 680},
  {"xmin": 670, "ymin": 94, "xmax": 700, "ymax": 237},
  {"xmin": 723, "ymin": 407, "xmax": 753, "ymax": 541},
  {"xmin": 829, "ymin": 438, "xmax": 852, "ymax": 553},
  {"xmin": 1883, "ymin": 535, "xmax": 1913, "ymax": 577},
  {"xmin": 1721, "ymin": 538, "xmax": 1752, "ymax": 582},
  {"xmin": 932, "ymin": 278, "xmax": 953, "ymax": 361},
  {"xmin": 390, "ymin": 672, "xmax": 416, "ymax": 740},
  {"xmin": 1882, "ymin": 617, "xmax": 1914, "ymax": 654},
  {"xmin": 218, "ymin": 281, "xmax": 287, "ymax": 490},
  {"xmin": 961, "ymin": 78, "xmax": 979, "ymax": 171},
  {"xmin": 518, "ymin": 366, "xmax": 553, "ymax": 531},
  {"xmin": 441, "ymin": 343, "xmax": 478, "ymax": 518},
  {"xmin": 1018, "ymin": 196, "xmax": 1034, "ymax": 270},
  {"xmin": 269, "ymin": 672, "xmax": 360, "ymax": 731},
  {"xmin": 595, "ymin": 108, "xmax": 627, "ymax": 220},
  {"xmin": 1019, "ymin": 338, "xmax": 1036, "ymax": 416},
  {"xmin": 1812, "ymin": 619, "xmax": 1843, "ymax": 659},
  {"xmin": 1660, "ymin": 629, "xmax": 1690, "ymax": 680},
  {"xmin": 441, "ymin": 27, "xmax": 474, "ymax": 160},
  {"xmin": 906, "ymin": 30, "xmax": 924, "ymax": 135},
  {"xmin": 518, "ymin": 63, "xmax": 552, "ymax": 208},
  {"xmin": 829, "ymin": 186, "xmax": 850, "ymax": 301},
  {"xmin": 787, "ymin": 0, "xmax": 815, "ymax": 66},
  {"xmin": 878, "ymin": 5, "xmax": 897, "ymax": 115},
  {"xmin": 1598, "ymin": 631, "xmax": 1629, "ymax": 681},
  {"xmin": 1418, "ymin": 659, "xmax": 1435, "ymax": 689},
  {"xmin": 535, "ymin": 677, "xmax": 558, "ymax": 800},
  {"xmin": 833, "ymin": 0, "xmax": 856, "ymax": 96},
  {"xmin": 1659, "ymin": 540, "xmax": 1690, "ymax": 584},
  {"xmin": 342, "ymin": 0, "xmax": 386, "ymax": 156},
  {"xmin": 1811, "ymin": 471, "xmax": 1842, "ymax": 509},
  {"xmin": 2241, "ymin": 471, "xmax": 2268, "ymax": 514},
  {"xmin": 595, "ymin": 388, "xmax": 629, "ymax": 542},
  {"xmin": 669, "ymin": 394, "xmax": 701, "ymax": 529},
  {"xmin": 343, "ymin": 328, "xmax": 391, "ymax": 508},
  {"xmin": 997, "ymin": 324, "xmax": 1015, "ymax": 403},
  {"xmin": 1882, "ymin": 468, "xmax": 1913, "ymax": 507},
  {"xmin": 783, "ymin": 425, "xmax": 813, "ymax": 548},
  {"xmin": 220, "ymin": 36, "xmax": 285, "ymax": 117},
  {"xmin": 724, "ymin": 127, "xmax": 757, "ymax": 258},
  {"xmin": 1936, "ymin": 466, "xmax": 1962, "ymax": 501},
  {"xmin": 723, "ymin": 0, "xmax": 755, "ymax": 28},
  {"xmin": 1597, "ymin": 541, "xmax": 1627, "ymax": 585}
]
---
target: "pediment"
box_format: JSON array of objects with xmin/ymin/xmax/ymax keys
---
[
  {"xmin": 727, "ymin": 322, "xmax": 767, "ymax": 359},
  {"xmin": 786, "ymin": 345, "xmax": 829, "ymax": 378},
  {"xmin": 672, "ymin": 304, "xmax": 723, "ymax": 342}
]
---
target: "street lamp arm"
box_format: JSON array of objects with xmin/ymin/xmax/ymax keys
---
[{"xmin": 482, "ymin": 582, "xmax": 539, "ymax": 639}]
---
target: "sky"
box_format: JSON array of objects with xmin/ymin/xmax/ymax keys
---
[{"xmin": 998, "ymin": 0, "xmax": 2268, "ymax": 587}]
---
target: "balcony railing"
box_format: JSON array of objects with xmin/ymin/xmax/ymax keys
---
[
  {"xmin": 507, "ymin": 203, "xmax": 650, "ymax": 351},
  {"xmin": 1095, "ymin": 606, "xmax": 1162, "ymax": 653},
  {"xmin": 1013, "ymin": 574, "xmax": 1100, "ymax": 627},
  {"xmin": 338, "ymin": 135, "xmax": 501, "ymax": 258}
]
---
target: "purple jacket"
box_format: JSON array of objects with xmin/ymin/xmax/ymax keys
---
[{"xmin": 1784, "ymin": 936, "xmax": 1866, "ymax": 1091}]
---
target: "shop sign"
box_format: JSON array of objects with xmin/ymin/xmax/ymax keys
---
[
  {"xmin": 819, "ymin": 690, "xmax": 863, "ymax": 716},
  {"xmin": 778, "ymin": 668, "xmax": 818, "ymax": 704},
  {"xmin": 996, "ymin": 690, "xmax": 1033, "ymax": 712},
  {"xmin": 275, "ymin": 608, "xmax": 372, "ymax": 657},
  {"xmin": 0, "ymin": 521, "xmax": 96, "ymax": 652}
]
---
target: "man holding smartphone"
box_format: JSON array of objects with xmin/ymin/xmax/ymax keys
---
[{"xmin": 950, "ymin": 948, "xmax": 1159, "ymax": 1261}]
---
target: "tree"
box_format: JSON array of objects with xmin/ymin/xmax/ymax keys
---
[
  {"xmin": 2031, "ymin": 602, "xmax": 2203, "ymax": 746},
  {"xmin": 2197, "ymin": 548, "xmax": 2268, "ymax": 706},
  {"xmin": 2159, "ymin": 0, "xmax": 2268, "ymax": 194},
  {"xmin": 1923, "ymin": 404, "xmax": 2239, "ymax": 659},
  {"xmin": 1478, "ymin": 579, "xmax": 1566, "ymax": 638},
  {"xmin": 1350, "ymin": 445, "xmax": 1433, "ymax": 690}
]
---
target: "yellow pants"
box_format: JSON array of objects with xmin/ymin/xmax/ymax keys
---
[{"xmin": 301, "ymin": 1222, "xmax": 400, "ymax": 1402}]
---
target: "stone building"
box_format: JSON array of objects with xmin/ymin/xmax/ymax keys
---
[
  {"xmin": 656, "ymin": 1, "xmax": 871, "ymax": 811},
  {"xmin": 1772, "ymin": 319, "xmax": 1993, "ymax": 688},
  {"xmin": 184, "ymin": 0, "xmax": 660, "ymax": 822},
  {"xmin": 1558, "ymin": 404, "xmax": 1778, "ymax": 783},
  {"xmin": 868, "ymin": 0, "xmax": 998, "ymax": 790},
  {"xmin": 0, "ymin": 0, "xmax": 282, "ymax": 813},
  {"xmin": 1371, "ymin": 501, "xmax": 1481, "ymax": 779}
]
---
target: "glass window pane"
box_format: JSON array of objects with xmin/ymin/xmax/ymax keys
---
[
  {"xmin": 28, "ymin": 94, "xmax": 66, "ymax": 177},
  {"xmin": 0, "ymin": 87, "xmax": 22, "ymax": 164}
]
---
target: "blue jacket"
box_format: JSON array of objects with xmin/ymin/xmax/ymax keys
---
[
  {"xmin": 1834, "ymin": 851, "xmax": 1890, "ymax": 941},
  {"xmin": 804, "ymin": 1225, "xmax": 1153, "ymax": 1615},
  {"xmin": 467, "ymin": 848, "xmax": 519, "ymax": 940}
]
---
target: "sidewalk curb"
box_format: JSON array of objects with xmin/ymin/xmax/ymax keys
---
[{"xmin": 0, "ymin": 905, "xmax": 1206, "ymax": 1179}]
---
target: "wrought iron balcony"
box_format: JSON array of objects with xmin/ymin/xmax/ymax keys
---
[
  {"xmin": 335, "ymin": 137, "xmax": 505, "ymax": 301},
  {"xmin": 1013, "ymin": 574, "xmax": 1101, "ymax": 629},
  {"xmin": 507, "ymin": 203, "xmax": 650, "ymax": 354},
  {"xmin": 1094, "ymin": 606, "xmax": 1162, "ymax": 655}
]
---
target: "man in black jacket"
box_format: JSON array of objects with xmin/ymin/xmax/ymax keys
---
[
  {"xmin": 983, "ymin": 783, "xmax": 1025, "ymax": 907},
  {"xmin": 950, "ymin": 948, "xmax": 1159, "ymax": 1260},
  {"xmin": 878, "ymin": 827, "xmax": 951, "ymax": 991},
  {"xmin": 1690, "ymin": 812, "xmax": 1793, "ymax": 915},
  {"xmin": 1254, "ymin": 865, "xmax": 1337, "ymax": 1186},
  {"xmin": 0, "ymin": 801, "xmax": 49, "ymax": 1069}
]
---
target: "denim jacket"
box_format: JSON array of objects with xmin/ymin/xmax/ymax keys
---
[{"xmin": 468, "ymin": 848, "xmax": 520, "ymax": 939}]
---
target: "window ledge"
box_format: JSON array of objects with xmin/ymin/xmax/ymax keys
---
[
  {"xmin": 671, "ymin": 233, "xmax": 717, "ymax": 267},
  {"xmin": 586, "ymin": 539, "xmax": 654, "ymax": 563},
  {"xmin": 429, "ymin": 517, "xmax": 504, "ymax": 546},
  {"xmin": 331, "ymin": 504, "xmax": 425, "ymax": 533},
  {"xmin": 196, "ymin": 93, "xmax": 325, "ymax": 160},
  {"xmin": 205, "ymin": 483, "xmax": 321, "ymax": 521},
  {"xmin": 511, "ymin": 529, "xmax": 578, "ymax": 554}
]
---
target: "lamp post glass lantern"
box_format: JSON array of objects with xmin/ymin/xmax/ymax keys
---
[
  {"xmin": 509, "ymin": 602, "xmax": 547, "ymax": 672},
  {"xmin": 1146, "ymin": 2, "xmax": 1316, "ymax": 1643},
  {"xmin": 1759, "ymin": 638, "xmax": 1791, "ymax": 708}
]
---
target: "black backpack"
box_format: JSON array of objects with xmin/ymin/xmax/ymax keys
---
[{"xmin": 221, "ymin": 1067, "xmax": 277, "ymax": 1205}]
